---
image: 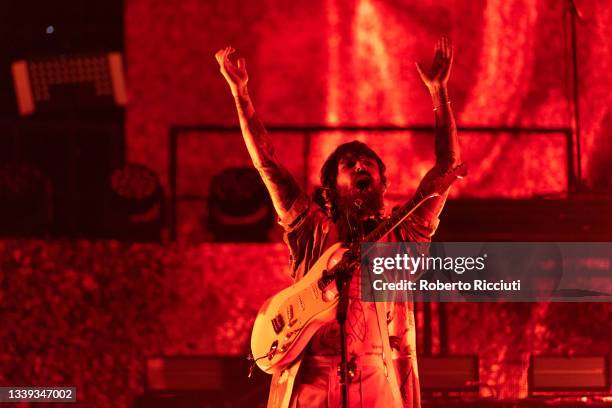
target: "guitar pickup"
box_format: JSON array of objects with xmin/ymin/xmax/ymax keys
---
[
  {"xmin": 286, "ymin": 305, "xmax": 298, "ymax": 327},
  {"xmin": 287, "ymin": 305, "xmax": 294, "ymax": 321},
  {"xmin": 271, "ymin": 314, "xmax": 285, "ymax": 334}
]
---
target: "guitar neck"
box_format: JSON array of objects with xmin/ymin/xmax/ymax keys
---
[
  {"xmin": 357, "ymin": 163, "xmax": 466, "ymax": 248},
  {"xmin": 364, "ymin": 191, "xmax": 438, "ymax": 243}
]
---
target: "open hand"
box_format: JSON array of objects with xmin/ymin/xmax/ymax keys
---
[
  {"xmin": 416, "ymin": 36, "xmax": 453, "ymax": 93},
  {"xmin": 215, "ymin": 46, "xmax": 248, "ymax": 95}
]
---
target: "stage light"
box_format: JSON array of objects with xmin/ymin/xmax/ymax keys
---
[
  {"xmin": 110, "ymin": 163, "xmax": 163, "ymax": 241},
  {"xmin": 112, "ymin": 164, "xmax": 160, "ymax": 212},
  {"xmin": 206, "ymin": 167, "xmax": 274, "ymax": 242}
]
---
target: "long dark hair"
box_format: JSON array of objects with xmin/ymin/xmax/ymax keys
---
[{"xmin": 313, "ymin": 140, "xmax": 387, "ymax": 221}]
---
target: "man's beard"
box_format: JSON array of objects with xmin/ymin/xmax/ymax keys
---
[{"xmin": 335, "ymin": 183, "xmax": 384, "ymax": 220}]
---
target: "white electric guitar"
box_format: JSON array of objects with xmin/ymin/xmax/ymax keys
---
[{"xmin": 250, "ymin": 163, "xmax": 466, "ymax": 374}]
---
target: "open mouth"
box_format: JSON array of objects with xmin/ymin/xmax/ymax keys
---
[{"xmin": 355, "ymin": 176, "xmax": 372, "ymax": 190}]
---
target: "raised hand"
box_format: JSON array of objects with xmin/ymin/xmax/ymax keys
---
[
  {"xmin": 215, "ymin": 46, "xmax": 248, "ymax": 96},
  {"xmin": 416, "ymin": 36, "xmax": 453, "ymax": 93}
]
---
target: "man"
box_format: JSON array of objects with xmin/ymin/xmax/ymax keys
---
[{"xmin": 215, "ymin": 37, "xmax": 459, "ymax": 408}]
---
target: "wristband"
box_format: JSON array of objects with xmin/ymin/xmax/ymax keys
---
[{"xmin": 433, "ymin": 100, "xmax": 451, "ymax": 111}]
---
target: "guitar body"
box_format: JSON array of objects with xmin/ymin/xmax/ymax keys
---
[{"xmin": 250, "ymin": 242, "xmax": 347, "ymax": 373}]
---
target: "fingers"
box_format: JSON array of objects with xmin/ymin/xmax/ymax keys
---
[
  {"xmin": 434, "ymin": 37, "xmax": 450, "ymax": 58},
  {"xmin": 215, "ymin": 46, "xmax": 229, "ymax": 67},
  {"xmin": 439, "ymin": 36, "xmax": 453, "ymax": 60},
  {"xmin": 415, "ymin": 61, "xmax": 427, "ymax": 80},
  {"xmin": 439, "ymin": 36, "xmax": 453, "ymax": 79},
  {"xmin": 215, "ymin": 46, "xmax": 244, "ymax": 84},
  {"xmin": 443, "ymin": 36, "xmax": 453, "ymax": 70},
  {"xmin": 215, "ymin": 45, "xmax": 237, "ymax": 67},
  {"xmin": 214, "ymin": 48, "xmax": 226, "ymax": 64}
]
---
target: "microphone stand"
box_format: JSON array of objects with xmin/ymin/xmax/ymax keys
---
[
  {"xmin": 567, "ymin": 0, "xmax": 585, "ymax": 191},
  {"xmin": 335, "ymin": 196, "xmax": 373, "ymax": 407},
  {"xmin": 336, "ymin": 267, "xmax": 351, "ymax": 408},
  {"xmin": 336, "ymin": 209, "xmax": 362, "ymax": 408}
]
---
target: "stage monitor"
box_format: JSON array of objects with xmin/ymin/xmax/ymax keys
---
[
  {"xmin": 419, "ymin": 355, "xmax": 479, "ymax": 392},
  {"xmin": 145, "ymin": 355, "xmax": 268, "ymax": 393},
  {"xmin": 529, "ymin": 355, "xmax": 610, "ymax": 393}
]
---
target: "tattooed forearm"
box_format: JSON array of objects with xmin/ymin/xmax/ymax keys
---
[
  {"xmin": 215, "ymin": 48, "xmax": 303, "ymax": 218},
  {"xmin": 415, "ymin": 37, "xmax": 460, "ymax": 171},
  {"xmin": 432, "ymin": 87, "xmax": 460, "ymax": 169},
  {"xmin": 233, "ymin": 89, "xmax": 301, "ymax": 218}
]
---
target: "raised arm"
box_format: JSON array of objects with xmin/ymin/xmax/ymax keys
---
[
  {"xmin": 414, "ymin": 37, "xmax": 461, "ymax": 219},
  {"xmin": 215, "ymin": 46, "xmax": 302, "ymax": 220}
]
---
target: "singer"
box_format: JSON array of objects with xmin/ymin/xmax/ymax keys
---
[{"xmin": 215, "ymin": 36, "xmax": 460, "ymax": 408}]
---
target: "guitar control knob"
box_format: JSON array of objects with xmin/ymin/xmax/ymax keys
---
[{"xmin": 322, "ymin": 289, "xmax": 337, "ymax": 302}]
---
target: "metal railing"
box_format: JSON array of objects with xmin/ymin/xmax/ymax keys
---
[{"xmin": 168, "ymin": 125, "xmax": 574, "ymax": 241}]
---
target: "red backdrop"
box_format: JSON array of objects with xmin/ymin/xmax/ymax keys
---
[
  {"xmin": 126, "ymin": 0, "xmax": 612, "ymax": 401},
  {"xmin": 2, "ymin": 1, "xmax": 612, "ymax": 407},
  {"xmin": 126, "ymin": 0, "xmax": 612, "ymax": 195}
]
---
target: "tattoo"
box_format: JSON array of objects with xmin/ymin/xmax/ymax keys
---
[
  {"xmin": 234, "ymin": 92, "xmax": 301, "ymax": 216},
  {"xmin": 412, "ymin": 91, "xmax": 460, "ymax": 221},
  {"xmin": 246, "ymin": 116, "xmax": 271, "ymax": 155},
  {"xmin": 432, "ymin": 90, "xmax": 459, "ymax": 169}
]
